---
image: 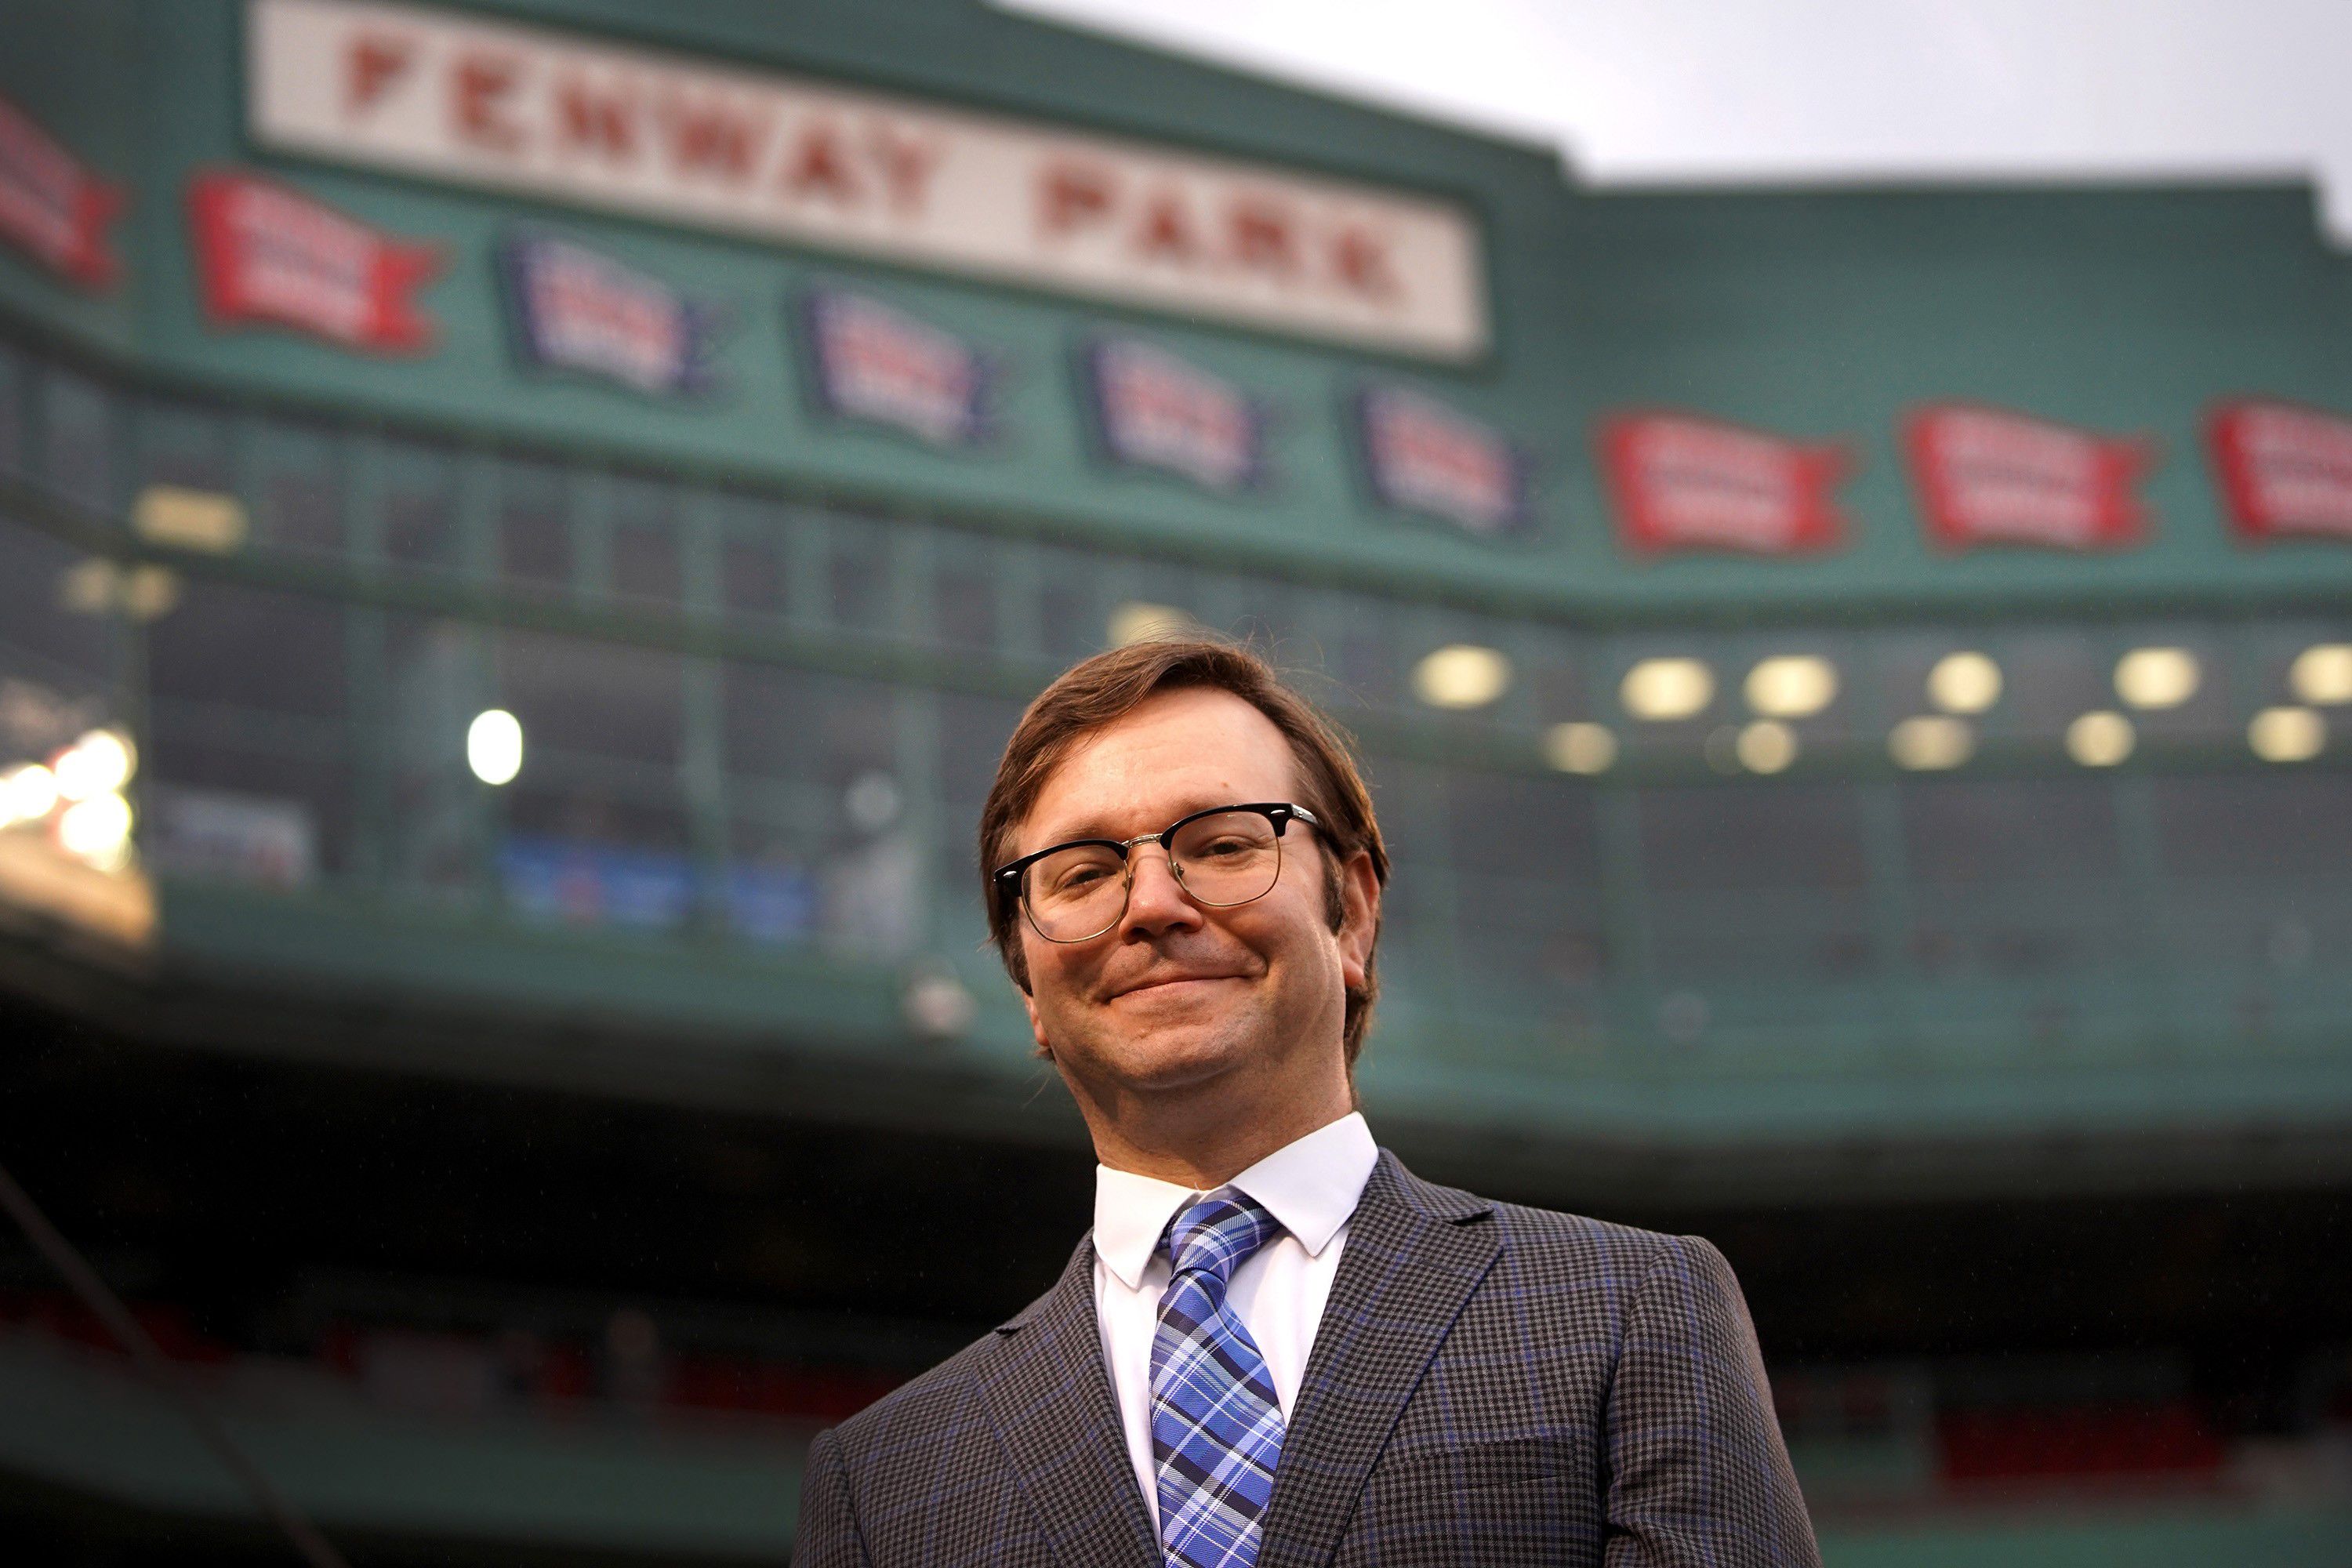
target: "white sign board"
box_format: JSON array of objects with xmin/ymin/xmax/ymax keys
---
[{"xmin": 246, "ymin": 0, "xmax": 1490, "ymax": 360}]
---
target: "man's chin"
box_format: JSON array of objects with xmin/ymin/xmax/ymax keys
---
[{"xmin": 1086, "ymin": 1020, "xmax": 1257, "ymax": 1094}]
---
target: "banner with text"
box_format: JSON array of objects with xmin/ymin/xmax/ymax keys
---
[
  {"xmin": 1082, "ymin": 336, "xmax": 1269, "ymax": 494},
  {"xmin": 246, "ymin": 0, "xmax": 1486, "ymax": 360},
  {"xmin": 1354, "ymin": 385, "xmax": 1530, "ymax": 538},
  {"xmin": 188, "ymin": 169, "xmax": 443, "ymax": 353},
  {"xmin": 0, "ymin": 90, "xmax": 122, "ymax": 291},
  {"xmin": 498, "ymin": 230, "xmax": 728, "ymax": 397},
  {"xmin": 2208, "ymin": 399, "xmax": 2352, "ymax": 543},
  {"xmin": 1905, "ymin": 403, "xmax": 2153, "ymax": 551},
  {"xmin": 803, "ymin": 289, "xmax": 995, "ymax": 447},
  {"xmin": 1600, "ymin": 412, "xmax": 1850, "ymax": 555}
]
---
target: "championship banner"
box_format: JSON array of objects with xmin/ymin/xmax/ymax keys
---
[
  {"xmin": 0, "ymin": 90, "xmax": 123, "ymax": 291},
  {"xmin": 1353, "ymin": 385, "xmax": 1530, "ymax": 537},
  {"xmin": 2208, "ymin": 399, "xmax": 2352, "ymax": 542},
  {"xmin": 187, "ymin": 169, "xmax": 443, "ymax": 354},
  {"xmin": 499, "ymin": 231, "xmax": 728, "ymax": 397},
  {"xmin": 1904, "ymin": 403, "xmax": 2153, "ymax": 550},
  {"xmin": 802, "ymin": 289, "xmax": 993, "ymax": 447},
  {"xmin": 1600, "ymin": 412, "xmax": 1850, "ymax": 555},
  {"xmin": 1081, "ymin": 337, "xmax": 1269, "ymax": 493}
]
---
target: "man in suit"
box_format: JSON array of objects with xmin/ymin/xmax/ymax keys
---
[{"xmin": 795, "ymin": 638, "xmax": 1819, "ymax": 1567}]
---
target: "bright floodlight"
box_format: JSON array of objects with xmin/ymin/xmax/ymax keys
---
[
  {"xmin": 1744, "ymin": 656, "xmax": 1837, "ymax": 718},
  {"xmin": 1543, "ymin": 721, "xmax": 1617, "ymax": 775},
  {"xmin": 0, "ymin": 764, "xmax": 60, "ymax": 829},
  {"xmin": 1106, "ymin": 601, "xmax": 1193, "ymax": 647},
  {"xmin": 1927, "ymin": 651, "xmax": 2002, "ymax": 713},
  {"xmin": 56, "ymin": 790, "xmax": 132, "ymax": 870},
  {"xmin": 468, "ymin": 709, "xmax": 524, "ymax": 786},
  {"xmin": 54, "ymin": 728, "xmax": 136, "ymax": 802},
  {"xmin": 2114, "ymin": 647, "xmax": 2199, "ymax": 710},
  {"xmin": 1412, "ymin": 644, "xmax": 1512, "ymax": 710},
  {"xmin": 1889, "ymin": 716, "xmax": 1973, "ymax": 771},
  {"xmin": 1621, "ymin": 658, "xmax": 1714, "ymax": 721},
  {"xmin": 2067, "ymin": 710, "xmax": 2135, "ymax": 767},
  {"xmin": 2249, "ymin": 706, "xmax": 2325, "ymax": 763},
  {"xmin": 2288, "ymin": 644, "xmax": 2352, "ymax": 706},
  {"xmin": 1736, "ymin": 720, "xmax": 1798, "ymax": 773}
]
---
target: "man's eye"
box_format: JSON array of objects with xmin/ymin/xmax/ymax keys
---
[
  {"xmin": 1196, "ymin": 837, "xmax": 1254, "ymax": 858},
  {"xmin": 1053, "ymin": 862, "xmax": 1115, "ymax": 892}
]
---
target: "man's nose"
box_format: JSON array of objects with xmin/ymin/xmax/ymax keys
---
[{"xmin": 1120, "ymin": 846, "xmax": 1203, "ymax": 937}]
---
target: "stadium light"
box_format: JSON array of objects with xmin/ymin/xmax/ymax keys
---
[
  {"xmin": 468, "ymin": 709, "xmax": 524, "ymax": 786},
  {"xmin": 2114, "ymin": 647, "xmax": 2198, "ymax": 710},
  {"xmin": 1621, "ymin": 658, "xmax": 1713, "ymax": 721},
  {"xmin": 1542, "ymin": 721, "xmax": 1617, "ymax": 775},
  {"xmin": 53, "ymin": 728, "xmax": 136, "ymax": 802},
  {"xmin": 1412, "ymin": 644, "xmax": 1511, "ymax": 710},
  {"xmin": 1107, "ymin": 601, "xmax": 1193, "ymax": 647},
  {"xmin": 1889, "ymin": 716, "xmax": 1972, "ymax": 771},
  {"xmin": 1744, "ymin": 655, "xmax": 1837, "ymax": 719},
  {"xmin": 2067, "ymin": 710, "xmax": 2135, "ymax": 766},
  {"xmin": 56, "ymin": 790, "xmax": 133, "ymax": 872},
  {"xmin": 2249, "ymin": 706, "xmax": 2325, "ymax": 763},
  {"xmin": 2288, "ymin": 644, "xmax": 2352, "ymax": 706},
  {"xmin": 1736, "ymin": 720, "xmax": 1798, "ymax": 773},
  {"xmin": 1927, "ymin": 651, "xmax": 2002, "ymax": 713},
  {"xmin": 0, "ymin": 764, "xmax": 60, "ymax": 829}
]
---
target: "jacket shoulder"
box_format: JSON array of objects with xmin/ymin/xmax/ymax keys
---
[
  {"xmin": 1385, "ymin": 1152, "xmax": 1688, "ymax": 1274},
  {"xmin": 826, "ymin": 1325, "xmax": 1000, "ymax": 1455}
]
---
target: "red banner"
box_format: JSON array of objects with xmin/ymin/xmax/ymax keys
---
[
  {"xmin": 2207, "ymin": 399, "xmax": 2352, "ymax": 542},
  {"xmin": 1600, "ymin": 412, "xmax": 1850, "ymax": 555},
  {"xmin": 187, "ymin": 169, "xmax": 443, "ymax": 354},
  {"xmin": 1905, "ymin": 403, "xmax": 2154, "ymax": 551},
  {"xmin": 0, "ymin": 92, "xmax": 122, "ymax": 291}
]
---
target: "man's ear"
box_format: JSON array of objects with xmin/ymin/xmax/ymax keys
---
[
  {"xmin": 1019, "ymin": 982, "xmax": 1053, "ymax": 1059},
  {"xmin": 1334, "ymin": 848, "xmax": 1379, "ymax": 993}
]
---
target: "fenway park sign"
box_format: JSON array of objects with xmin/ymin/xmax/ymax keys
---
[{"xmin": 245, "ymin": 0, "xmax": 1488, "ymax": 360}]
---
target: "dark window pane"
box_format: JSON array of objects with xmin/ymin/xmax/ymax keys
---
[
  {"xmin": 143, "ymin": 583, "xmax": 351, "ymax": 878},
  {"xmin": 495, "ymin": 631, "xmax": 680, "ymax": 767},
  {"xmin": 829, "ymin": 522, "xmax": 891, "ymax": 631},
  {"xmin": 147, "ymin": 580, "xmax": 347, "ymax": 717},
  {"xmin": 42, "ymin": 367, "xmax": 118, "ymax": 515},
  {"xmin": 722, "ymin": 537, "xmax": 785, "ymax": 620},
  {"xmin": 0, "ymin": 519, "xmax": 116, "ymax": 696},
  {"xmin": 1641, "ymin": 783, "xmax": 1869, "ymax": 891},
  {"xmin": 1903, "ymin": 779, "xmax": 2122, "ymax": 886},
  {"xmin": 499, "ymin": 464, "xmax": 570, "ymax": 590}
]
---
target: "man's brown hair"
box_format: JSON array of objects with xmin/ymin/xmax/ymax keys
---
[{"xmin": 978, "ymin": 637, "xmax": 1390, "ymax": 1065}]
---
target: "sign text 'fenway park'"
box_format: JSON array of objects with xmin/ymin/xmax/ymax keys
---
[{"xmin": 246, "ymin": 0, "xmax": 1487, "ymax": 360}]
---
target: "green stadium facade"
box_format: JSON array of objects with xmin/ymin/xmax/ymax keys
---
[{"xmin": 4, "ymin": 2, "xmax": 2352, "ymax": 1563}]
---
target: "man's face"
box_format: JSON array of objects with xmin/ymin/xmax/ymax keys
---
[{"xmin": 1010, "ymin": 687, "xmax": 1376, "ymax": 1106}]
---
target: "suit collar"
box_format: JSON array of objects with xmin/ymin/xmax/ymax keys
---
[
  {"xmin": 978, "ymin": 1236, "xmax": 1160, "ymax": 1568},
  {"xmin": 1257, "ymin": 1149, "xmax": 1501, "ymax": 1568}
]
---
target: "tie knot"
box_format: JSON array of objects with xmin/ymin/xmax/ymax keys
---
[{"xmin": 1163, "ymin": 1193, "xmax": 1282, "ymax": 1287}]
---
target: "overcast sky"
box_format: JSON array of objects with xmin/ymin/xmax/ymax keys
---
[{"xmin": 999, "ymin": 0, "xmax": 2352, "ymax": 245}]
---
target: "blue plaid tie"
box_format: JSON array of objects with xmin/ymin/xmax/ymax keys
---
[{"xmin": 1149, "ymin": 1193, "xmax": 1287, "ymax": 1568}]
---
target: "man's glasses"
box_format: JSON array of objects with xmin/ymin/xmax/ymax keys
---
[{"xmin": 993, "ymin": 802, "xmax": 1323, "ymax": 943}]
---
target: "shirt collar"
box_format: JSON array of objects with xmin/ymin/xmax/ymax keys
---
[{"xmin": 1091, "ymin": 1112, "xmax": 1378, "ymax": 1291}]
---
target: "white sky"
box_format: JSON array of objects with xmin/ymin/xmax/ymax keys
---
[{"xmin": 998, "ymin": 0, "xmax": 2352, "ymax": 245}]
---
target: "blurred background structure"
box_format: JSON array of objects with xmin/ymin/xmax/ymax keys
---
[{"xmin": 3, "ymin": 1, "xmax": 2351, "ymax": 1563}]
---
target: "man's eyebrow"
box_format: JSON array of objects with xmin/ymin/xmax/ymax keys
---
[{"xmin": 1025, "ymin": 800, "xmax": 1245, "ymax": 851}]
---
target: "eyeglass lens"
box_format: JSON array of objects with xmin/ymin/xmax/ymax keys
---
[{"xmin": 1022, "ymin": 811, "xmax": 1283, "ymax": 940}]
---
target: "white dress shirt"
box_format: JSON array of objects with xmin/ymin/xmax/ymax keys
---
[{"xmin": 1090, "ymin": 1111, "xmax": 1380, "ymax": 1531}]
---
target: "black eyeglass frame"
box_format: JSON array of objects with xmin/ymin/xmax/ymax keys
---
[{"xmin": 992, "ymin": 801, "xmax": 1323, "ymax": 943}]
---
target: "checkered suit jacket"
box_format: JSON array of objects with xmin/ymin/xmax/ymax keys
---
[{"xmin": 794, "ymin": 1149, "xmax": 1819, "ymax": 1566}]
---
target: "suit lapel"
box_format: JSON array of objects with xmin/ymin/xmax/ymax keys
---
[
  {"xmin": 1258, "ymin": 1149, "xmax": 1502, "ymax": 1568},
  {"xmin": 973, "ymin": 1236, "xmax": 1161, "ymax": 1568}
]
